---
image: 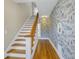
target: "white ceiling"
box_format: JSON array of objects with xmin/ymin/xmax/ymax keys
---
[
  {"xmin": 35, "ymin": 0, "xmax": 58, "ymax": 17},
  {"xmin": 13, "ymin": 0, "xmax": 58, "ymax": 17}
]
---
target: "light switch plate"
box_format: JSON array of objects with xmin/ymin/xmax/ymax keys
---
[{"xmin": 57, "ymin": 23, "xmax": 62, "ymax": 34}]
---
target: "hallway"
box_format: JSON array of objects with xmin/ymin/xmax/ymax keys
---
[
  {"xmin": 33, "ymin": 40, "xmax": 59, "ymax": 59},
  {"xmin": 4, "ymin": 0, "xmax": 75, "ymax": 59}
]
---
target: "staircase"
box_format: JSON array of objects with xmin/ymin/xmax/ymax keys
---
[
  {"xmin": 5, "ymin": 13, "xmax": 39, "ymax": 59},
  {"xmin": 4, "ymin": 13, "xmax": 60, "ymax": 59}
]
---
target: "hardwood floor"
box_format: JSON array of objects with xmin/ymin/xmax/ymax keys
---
[{"xmin": 33, "ymin": 40, "xmax": 60, "ymax": 59}]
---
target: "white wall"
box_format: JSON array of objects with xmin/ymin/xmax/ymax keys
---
[
  {"xmin": 4, "ymin": 0, "xmax": 32, "ymax": 50},
  {"xmin": 13, "ymin": 0, "xmax": 33, "ymax": 3}
]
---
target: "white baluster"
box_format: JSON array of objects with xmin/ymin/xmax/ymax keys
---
[{"xmin": 25, "ymin": 38, "xmax": 31, "ymax": 59}]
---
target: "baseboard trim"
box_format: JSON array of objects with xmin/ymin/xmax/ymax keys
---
[{"xmin": 48, "ymin": 39, "xmax": 64, "ymax": 59}]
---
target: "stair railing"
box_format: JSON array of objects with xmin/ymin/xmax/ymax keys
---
[
  {"xmin": 31, "ymin": 13, "xmax": 39, "ymax": 46},
  {"xmin": 25, "ymin": 13, "xmax": 39, "ymax": 59}
]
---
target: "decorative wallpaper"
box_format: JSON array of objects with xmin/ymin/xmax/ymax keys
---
[{"xmin": 41, "ymin": 0, "xmax": 75, "ymax": 59}]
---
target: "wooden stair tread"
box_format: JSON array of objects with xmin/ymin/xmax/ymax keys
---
[
  {"xmin": 5, "ymin": 56, "xmax": 25, "ymax": 59},
  {"xmin": 19, "ymin": 32, "xmax": 31, "ymax": 35},
  {"xmin": 19, "ymin": 33, "xmax": 30, "ymax": 35},
  {"xmin": 15, "ymin": 39, "xmax": 25, "ymax": 41},
  {"xmin": 25, "ymin": 24, "xmax": 33, "ymax": 25},
  {"xmin": 18, "ymin": 35, "xmax": 31, "ymax": 37},
  {"xmin": 23, "ymin": 27, "xmax": 32, "ymax": 28},
  {"xmin": 12, "ymin": 43, "xmax": 25, "ymax": 46},
  {"xmin": 21, "ymin": 28, "xmax": 32, "ymax": 30},
  {"xmin": 23, "ymin": 26, "xmax": 32, "ymax": 27},
  {"xmin": 24, "ymin": 22, "xmax": 33, "ymax": 23},
  {"xmin": 22, "ymin": 27, "xmax": 32, "ymax": 29},
  {"xmin": 7, "ymin": 49, "xmax": 26, "ymax": 54},
  {"xmin": 21, "ymin": 29, "xmax": 31, "ymax": 31},
  {"xmin": 20, "ymin": 32, "xmax": 31, "ymax": 34},
  {"xmin": 20, "ymin": 30, "xmax": 31, "ymax": 32},
  {"xmin": 21, "ymin": 30, "xmax": 31, "ymax": 32}
]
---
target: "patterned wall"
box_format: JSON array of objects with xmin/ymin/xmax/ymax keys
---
[{"xmin": 41, "ymin": 0, "xmax": 75, "ymax": 59}]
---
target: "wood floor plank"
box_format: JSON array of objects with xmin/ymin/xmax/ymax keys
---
[{"xmin": 33, "ymin": 40, "xmax": 60, "ymax": 59}]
